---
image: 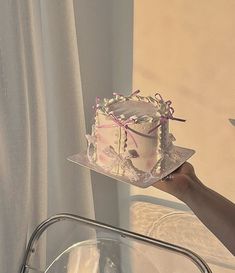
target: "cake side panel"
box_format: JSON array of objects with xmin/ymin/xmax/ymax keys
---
[
  {"xmin": 94, "ymin": 115, "xmax": 171, "ymax": 175},
  {"xmin": 126, "ymin": 122, "xmax": 160, "ymax": 172},
  {"xmin": 94, "ymin": 111, "xmax": 125, "ymax": 174},
  {"xmin": 88, "ymin": 111, "xmax": 172, "ymax": 178}
]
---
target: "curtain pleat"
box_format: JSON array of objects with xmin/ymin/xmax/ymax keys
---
[{"xmin": 0, "ymin": 0, "xmax": 94, "ymax": 272}]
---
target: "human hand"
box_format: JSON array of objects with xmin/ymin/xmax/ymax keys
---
[
  {"xmin": 154, "ymin": 162, "xmax": 235, "ymax": 255},
  {"xmin": 152, "ymin": 162, "xmax": 203, "ymax": 202}
]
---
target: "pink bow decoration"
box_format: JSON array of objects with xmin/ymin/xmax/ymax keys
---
[
  {"xmin": 148, "ymin": 93, "xmax": 186, "ymax": 134},
  {"xmin": 97, "ymin": 114, "xmax": 138, "ymax": 148},
  {"xmin": 92, "ymin": 97, "xmax": 101, "ymax": 111}
]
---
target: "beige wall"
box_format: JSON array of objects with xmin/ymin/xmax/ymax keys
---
[{"xmin": 132, "ymin": 0, "xmax": 235, "ymax": 202}]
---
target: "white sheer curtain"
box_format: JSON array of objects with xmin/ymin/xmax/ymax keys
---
[
  {"xmin": 0, "ymin": 1, "xmax": 95, "ymax": 272},
  {"xmin": 0, "ymin": 0, "xmax": 133, "ymax": 271}
]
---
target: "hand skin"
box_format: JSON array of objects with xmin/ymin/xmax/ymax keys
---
[{"xmin": 153, "ymin": 162, "xmax": 235, "ymax": 256}]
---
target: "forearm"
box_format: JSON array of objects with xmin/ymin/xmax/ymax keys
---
[{"xmin": 183, "ymin": 181, "xmax": 235, "ymax": 255}]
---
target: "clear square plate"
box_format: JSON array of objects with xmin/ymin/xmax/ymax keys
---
[{"xmin": 67, "ymin": 146, "xmax": 195, "ymax": 188}]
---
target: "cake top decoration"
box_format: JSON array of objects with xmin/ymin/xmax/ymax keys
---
[{"xmin": 93, "ymin": 90, "xmax": 186, "ymax": 131}]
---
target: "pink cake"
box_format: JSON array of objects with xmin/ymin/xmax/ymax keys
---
[{"xmin": 85, "ymin": 91, "xmax": 185, "ymax": 182}]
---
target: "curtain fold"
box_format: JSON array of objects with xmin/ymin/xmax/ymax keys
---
[
  {"xmin": 40, "ymin": 0, "xmax": 94, "ymax": 216},
  {"xmin": 0, "ymin": 0, "xmax": 94, "ymax": 272}
]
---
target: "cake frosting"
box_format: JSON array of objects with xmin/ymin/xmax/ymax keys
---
[{"xmin": 86, "ymin": 90, "xmax": 185, "ymax": 182}]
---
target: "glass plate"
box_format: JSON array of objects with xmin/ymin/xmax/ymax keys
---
[{"xmin": 67, "ymin": 146, "xmax": 195, "ymax": 188}]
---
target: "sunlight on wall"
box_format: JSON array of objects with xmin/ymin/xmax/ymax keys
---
[{"xmin": 132, "ymin": 0, "xmax": 235, "ymax": 202}]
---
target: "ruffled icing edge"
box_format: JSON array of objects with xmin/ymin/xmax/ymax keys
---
[{"xmin": 93, "ymin": 90, "xmax": 176, "ymax": 124}]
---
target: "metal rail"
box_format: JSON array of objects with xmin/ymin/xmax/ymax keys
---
[{"xmin": 20, "ymin": 213, "xmax": 212, "ymax": 273}]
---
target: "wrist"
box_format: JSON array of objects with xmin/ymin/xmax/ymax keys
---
[{"xmin": 179, "ymin": 176, "xmax": 206, "ymax": 204}]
